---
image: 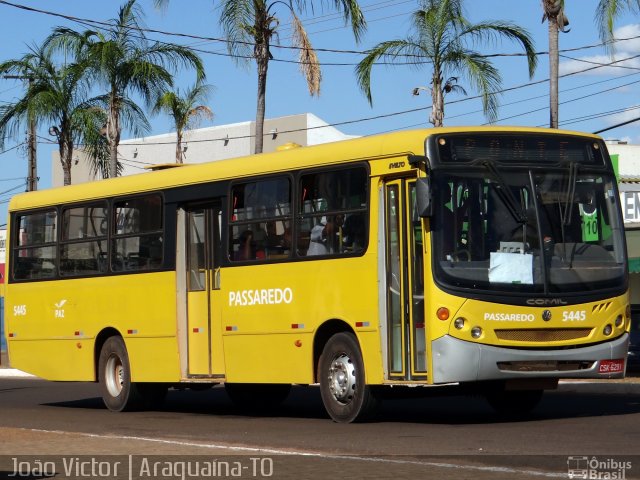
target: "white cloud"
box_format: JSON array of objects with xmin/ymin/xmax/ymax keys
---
[
  {"xmin": 603, "ymin": 107, "xmax": 640, "ymax": 126},
  {"xmin": 612, "ymin": 24, "xmax": 640, "ymax": 53},
  {"xmin": 559, "ymin": 24, "xmax": 640, "ymax": 76}
]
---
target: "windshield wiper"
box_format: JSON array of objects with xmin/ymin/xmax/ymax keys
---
[
  {"xmin": 483, "ymin": 160, "xmax": 528, "ymax": 224},
  {"xmin": 561, "ymin": 161, "xmax": 578, "ymax": 226}
]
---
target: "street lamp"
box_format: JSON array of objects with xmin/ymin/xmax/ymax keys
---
[{"xmin": 412, "ymin": 86, "xmax": 429, "ymax": 96}]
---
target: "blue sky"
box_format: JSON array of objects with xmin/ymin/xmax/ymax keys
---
[{"xmin": 0, "ymin": 0, "xmax": 639, "ymax": 226}]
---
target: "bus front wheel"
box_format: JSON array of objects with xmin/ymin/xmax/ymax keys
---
[
  {"xmin": 98, "ymin": 336, "xmax": 167, "ymax": 411},
  {"xmin": 318, "ymin": 332, "xmax": 379, "ymax": 423}
]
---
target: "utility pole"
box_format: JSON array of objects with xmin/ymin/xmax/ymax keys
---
[{"xmin": 3, "ymin": 75, "xmax": 37, "ymax": 191}]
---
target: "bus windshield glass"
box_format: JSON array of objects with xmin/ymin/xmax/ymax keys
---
[{"xmin": 432, "ymin": 166, "xmax": 626, "ymax": 295}]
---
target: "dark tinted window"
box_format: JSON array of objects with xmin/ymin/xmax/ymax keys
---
[
  {"xmin": 12, "ymin": 210, "xmax": 57, "ymax": 280},
  {"xmin": 112, "ymin": 195, "xmax": 164, "ymax": 271},
  {"xmin": 298, "ymin": 167, "xmax": 368, "ymax": 257},
  {"xmin": 60, "ymin": 203, "xmax": 108, "ymax": 276},
  {"xmin": 229, "ymin": 177, "xmax": 291, "ymax": 262}
]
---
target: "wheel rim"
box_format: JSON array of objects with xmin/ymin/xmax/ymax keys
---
[
  {"xmin": 328, "ymin": 353, "xmax": 356, "ymax": 405},
  {"xmin": 105, "ymin": 354, "xmax": 124, "ymax": 397}
]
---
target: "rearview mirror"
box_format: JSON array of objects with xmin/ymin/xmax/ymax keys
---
[{"xmin": 416, "ymin": 178, "xmax": 432, "ymax": 217}]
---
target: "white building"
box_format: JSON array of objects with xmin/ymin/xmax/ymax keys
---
[
  {"xmin": 52, "ymin": 112, "xmax": 356, "ymax": 186},
  {"xmin": 607, "ymin": 141, "xmax": 640, "ymax": 304}
]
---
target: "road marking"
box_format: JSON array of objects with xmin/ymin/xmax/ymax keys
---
[{"xmin": 21, "ymin": 428, "xmax": 565, "ymax": 478}]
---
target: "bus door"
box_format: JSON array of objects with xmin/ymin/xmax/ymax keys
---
[
  {"xmin": 180, "ymin": 203, "xmax": 224, "ymax": 377},
  {"xmin": 383, "ymin": 178, "xmax": 427, "ymax": 380}
]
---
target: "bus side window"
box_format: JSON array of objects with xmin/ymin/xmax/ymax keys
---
[
  {"xmin": 12, "ymin": 210, "xmax": 57, "ymax": 281},
  {"xmin": 112, "ymin": 195, "xmax": 164, "ymax": 272},
  {"xmin": 229, "ymin": 177, "xmax": 292, "ymax": 262}
]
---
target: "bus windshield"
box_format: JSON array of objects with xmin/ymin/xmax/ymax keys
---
[{"xmin": 432, "ymin": 166, "xmax": 626, "ymax": 295}]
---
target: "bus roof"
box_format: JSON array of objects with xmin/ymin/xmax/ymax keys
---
[{"xmin": 8, "ymin": 126, "xmax": 602, "ymax": 212}]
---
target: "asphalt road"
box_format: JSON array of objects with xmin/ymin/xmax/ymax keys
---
[{"xmin": 0, "ymin": 375, "xmax": 639, "ymax": 479}]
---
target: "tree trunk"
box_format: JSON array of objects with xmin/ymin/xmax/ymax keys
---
[
  {"xmin": 176, "ymin": 130, "xmax": 183, "ymax": 163},
  {"xmin": 548, "ymin": 16, "xmax": 559, "ymax": 129},
  {"xmin": 59, "ymin": 137, "xmax": 72, "ymax": 186},
  {"xmin": 107, "ymin": 91, "xmax": 121, "ymax": 178},
  {"xmin": 430, "ymin": 74, "xmax": 445, "ymax": 127},
  {"xmin": 255, "ymin": 51, "xmax": 269, "ymax": 154}
]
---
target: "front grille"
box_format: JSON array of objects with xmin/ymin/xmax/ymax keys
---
[
  {"xmin": 495, "ymin": 328, "xmax": 593, "ymax": 342},
  {"xmin": 497, "ymin": 360, "xmax": 595, "ymax": 372}
]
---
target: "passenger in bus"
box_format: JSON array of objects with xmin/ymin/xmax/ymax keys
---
[
  {"xmin": 307, "ymin": 215, "xmax": 343, "ymax": 255},
  {"xmin": 343, "ymin": 213, "xmax": 366, "ymax": 252},
  {"xmin": 235, "ymin": 230, "xmax": 254, "ymax": 261}
]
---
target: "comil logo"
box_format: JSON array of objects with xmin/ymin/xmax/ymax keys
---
[{"xmin": 567, "ymin": 456, "xmax": 632, "ymax": 479}]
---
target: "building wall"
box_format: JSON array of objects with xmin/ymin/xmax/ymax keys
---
[
  {"xmin": 52, "ymin": 113, "xmax": 355, "ymax": 186},
  {"xmin": 608, "ymin": 142, "xmax": 640, "ymax": 305}
]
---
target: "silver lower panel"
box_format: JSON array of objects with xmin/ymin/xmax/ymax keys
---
[{"xmin": 431, "ymin": 333, "xmax": 630, "ymax": 384}]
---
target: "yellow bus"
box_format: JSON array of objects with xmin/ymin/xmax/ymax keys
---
[{"xmin": 4, "ymin": 127, "xmax": 630, "ymax": 422}]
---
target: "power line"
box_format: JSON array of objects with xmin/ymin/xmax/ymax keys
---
[
  {"xmin": 0, "ymin": 181, "xmax": 26, "ymax": 197},
  {"xmin": 0, "ymin": 176, "xmax": 25, "ymax": 182},
  {"xmin": 0, "ymin": 143, "xmax": 25, "ymax": 156},
  {"xmin": 559, "ymin": 54, "xmax": 640, "ymax": 71},
  {"xmin": 2, "ymin": 0, "xmax": 640, "ymax": 64},
  {"xmin": 64, "ymin": 52, "xmax": 640, "ymax": 150},
  {"xmin": 559, "ymin": 104, "xmax": 640, "ymax": 127},
  {"xmin": 447, "ymin": 70, "xmax": 640, "ymax": 121},
  {"xmin": 488, "ymin": 77, "xmax": 640, "ymax": 125},
  {"xmin": 594, "ymin": 116, "xmax": 640, "ymax": 134}
]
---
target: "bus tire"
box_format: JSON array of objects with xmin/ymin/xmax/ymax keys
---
[
  {"xmin": 98, "ymin": 336, "xmax": 144, "ymax": 412},
  {"xmin": 485, "ymin": 389, "xmax": 543, "ymax": 417},
  {"xmin": 318, "ymin": 332, "xmax": 379, "ymax": 423}
]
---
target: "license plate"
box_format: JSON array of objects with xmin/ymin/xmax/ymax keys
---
[{"xmin": 598, "ymin": 359, "xmax": 625, "ymax": 373}]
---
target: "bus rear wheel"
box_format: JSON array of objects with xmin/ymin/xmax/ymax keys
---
[
  {"xmin": 318, "ymin": 332, "xmax": 379, "ymax": 423},
  {"xmin": 98, "ymin": 336, "xmax": 167, "ymax": 411}
]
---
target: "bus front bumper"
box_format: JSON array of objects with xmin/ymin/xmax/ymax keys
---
[{"xmin": 431, "ymin": 333, "xmax": 630, "ymax": 384}]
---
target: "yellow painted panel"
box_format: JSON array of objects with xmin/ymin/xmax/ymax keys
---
[
  {"xmin": 223, "ymin": 333, "xmax": 313, "ymax": 383},
  {"xmin": 6, "ymin": 272, "xmax": 180, "ymax": 381},
  {"xmin": 445, "ymin": 292, "xmax": 630, "ymax": 347},
  {"xmin": 126, "ymin": 336, "xmax": 181, "ymax": 382},
  {"xmin": 8, "ymin": 339, "xmax": 94, "ymax": 380},
  {"xmin": 187, "ymin": 290, "xmax": 210, "ymax": 375}
]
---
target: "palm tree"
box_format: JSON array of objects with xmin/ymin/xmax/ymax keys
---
[
  {"xmin": 596, "ymin": 0, "xmax": 640, "ymax": 50},
  {"xmin": 543, "ymin": 1, "xmax": 639, "ymax": 129},
  {"xmin": 152, "ymin": 81, "xmax": 214, "ymax": 163},
  {"xmin": 47, "ymin": 0, "xmax": 205, "ymax": 178},
  {"xmin": 541, "ymin": 0, "xmax": 569, "ymax": 129},
  {"xmin": 0, "ymin": 44, "xmax": 106, "ymax": 186},
  {"xmin": 356, "ymin": 0, "xmax": 537, "ymax": 127},
  {"xmin": 217, "ymin": 0, "xmax": 366, "ymax": 154}
]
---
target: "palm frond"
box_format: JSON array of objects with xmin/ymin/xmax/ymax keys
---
[
  {"xmin": 596, "ymin": 0, "xmax": 640, "ymax": 52},
  {"xmin": 459, "ymin": 21, "xmax": 537, "ymax": 78},
  {"xmin": 357, "ymin": 0, "xmax": 537, "ymax": 125},
  {"xmin": 291, "ymin": 12, "xmax": 321, "ymax": 96},
  {"xmin": 219, "ymin": 0, "xmax": 255, "ymax": 61},
  {"xmin": 356, "ymin": 40, "xmax": 426, "ymax": 105}
]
